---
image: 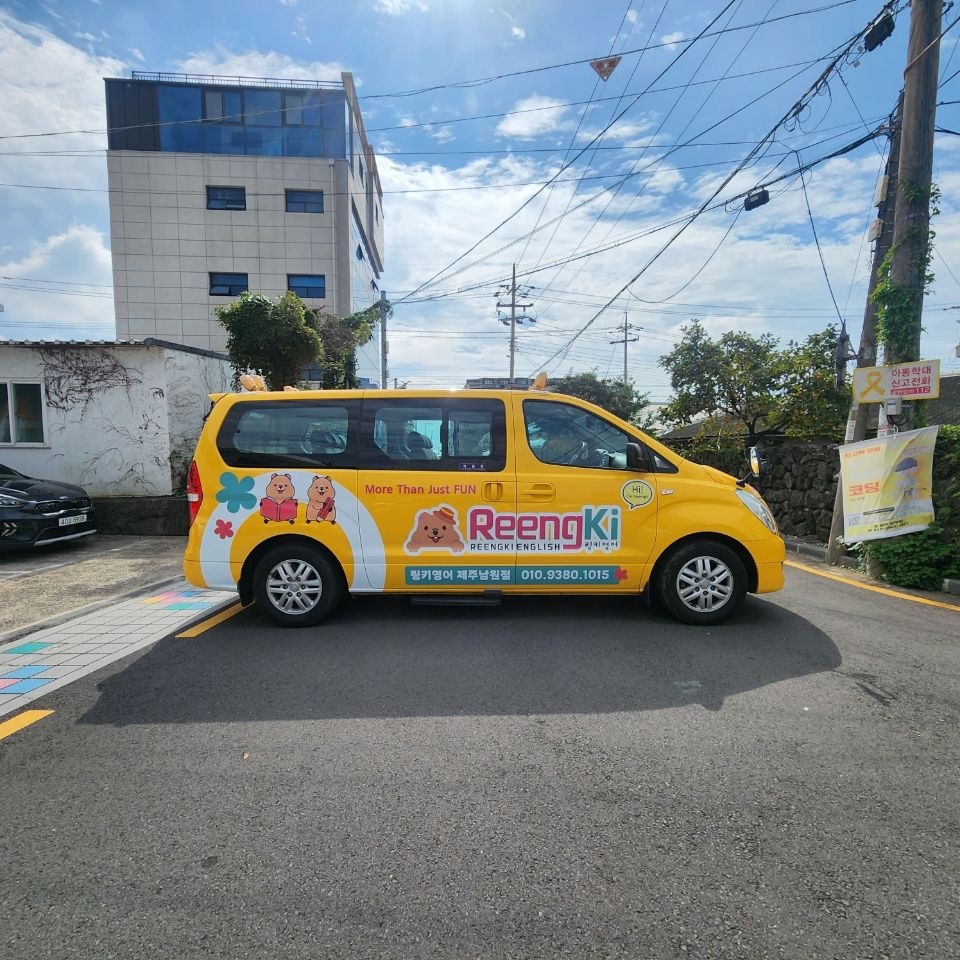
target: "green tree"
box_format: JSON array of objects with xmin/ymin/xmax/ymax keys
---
[
  {"xmin": 312, "ymin": 303, "xmax": 383, "ymax": 389},
  {"xmin": 214, "ymin": 291, "xmax": 323, "ymax": 390},
  {"xmin": 658, "ymin": 319, "xmax": 847, "ymax": 443},
  {"xmin": 776, "ymin": 327, "xmax": 849, "ymax": 438},
  {"xmin": 551, "ymin": 371, "xmax": 654, "ymax": 429}
]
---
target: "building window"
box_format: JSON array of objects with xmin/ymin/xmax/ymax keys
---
[
  {"xmin": 209, "ymin": 272, "xmax": 249, "ymax": 296},
  {"xmin": 288, "ymin": 274, "xmax": 326, "ymax": 299},
  {"xmin": 284, "ymin": 92, "xmax": 304, "ymax": 126},
  {"xmin": 206, "ymin": 186, "xmax": 246, "ymax": 210},
  {"xmin": 356, "ymin": 244, "xmax": 364, "ymax": 261},
  {"xmin": 203, "ymin": 88, "xmax": 243, "ymax": 123},
  {"xmin": 359, "ymin": 157, "xmax": 365, "ymax": 186},
  {"xmin": 285, "ymin": 189, "xmax": 324, "ymax": 213},
  {"xmin": 0, "ymin": 381, "xmax": 46, "ymax": 445}
]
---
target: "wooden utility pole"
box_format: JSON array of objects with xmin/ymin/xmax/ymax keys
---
[
  {"xmin": 824, "ymin": 0, "xmax": 942, "ymax": 563},
  {"xmin": 825, "ymin": 98, "xmax": 902, "ymax": 564},
  {"xmin": 886, "ymin": 0, "xmax": 942, "ymax": 373}
]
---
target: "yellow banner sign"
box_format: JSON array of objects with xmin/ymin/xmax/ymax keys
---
[
  {"xmin": 840, "ymin": 426, "xmax": 939, "ymax": 543},
  {"xmin": 852, "ymin": 360, "xmax": 941, "ymax": 402}
]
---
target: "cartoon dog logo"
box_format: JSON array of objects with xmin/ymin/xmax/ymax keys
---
[
  {"xmin": 405, "ymin": 505, "xmax": 466, "ymax": 554},
  {"xmin": 306, "ymin": 475, "xmax": 337, "ymax": 525},
  {"xmin": 260, "ymin": 473, "xmax": 298, "ymax": 524}
]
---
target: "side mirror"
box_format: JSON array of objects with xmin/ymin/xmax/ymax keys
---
[
  {"xmin": 626, "ymin": 442, "xmax": 653, "ymax": 472},
  {"xmin": 738, "ymin": 446, "xmax": 762, "ymax": 486}
]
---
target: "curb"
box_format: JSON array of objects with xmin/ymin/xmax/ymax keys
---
[
  {"xmin": 0, "ymin": 575, "xmax": 186, "ymax": 648},
  {"xmin": 783, "ymin": 537, "xmax": 960, "ymax": 603}
]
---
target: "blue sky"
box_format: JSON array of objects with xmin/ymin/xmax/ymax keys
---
[{"xmin": 2, "ymin": 0, "xmax": 959, "ymax": 398}]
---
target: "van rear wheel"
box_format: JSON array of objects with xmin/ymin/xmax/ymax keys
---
[
  {"xmin": 252, "ymin": 544, "xmax": 342, "ymax": 627},
  {"xmin": 655, "ymin": 540, "xmax": 747, "ymax": 625}
]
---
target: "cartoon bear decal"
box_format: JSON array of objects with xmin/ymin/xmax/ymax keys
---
[
  {"xmin": 306, "ymin": 475, "xmax": 337, "ymax": 525},
  {"xmin": 405, "ymin": 505, "xmax": 466, "ymax": 554},
  {"xmin": 260, "ymin": 473, "xmax": 298, "ymax": 524}
]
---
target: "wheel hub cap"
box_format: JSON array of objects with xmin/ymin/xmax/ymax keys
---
[
  {"xmin": 266, "ymin": 559, "xmax": 322, "ymax": 614},
  {"xmin": 676, "ymin": 556, "xmax": 734, "ymax": 613}
]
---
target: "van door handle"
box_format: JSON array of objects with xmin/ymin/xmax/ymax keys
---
[
  {"xmin": 483, "ymin": 482, "xmax": 503, "ymax": 501},
  {"xmin": 521, "ymin": 482, "xmax": 555, "ymax": 501}
]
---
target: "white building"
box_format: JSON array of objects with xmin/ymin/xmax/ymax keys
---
[
  {"xmin": 0, "ymin": 340, "xmax": 231, "ymax": 496},
  {"xmin": 104, "ymin": 72, "xmax": 384, "ymax": 383}
]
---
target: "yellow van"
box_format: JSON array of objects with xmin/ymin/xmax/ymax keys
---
[{"xmin": 183, "ymin": 384, "xmax": 784, "ymax": 627}]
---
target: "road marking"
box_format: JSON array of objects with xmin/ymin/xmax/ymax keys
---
[
  {"xmin": 785, "ymin": 560, "xmax": 960, "ymax": 612},
  {"xmin": 0, "ymin": 709, "xmax": 53, "ymax": 741},
  {"xmin": 176, "ymin": 601, "xmax": 246, "ymax": 638}
]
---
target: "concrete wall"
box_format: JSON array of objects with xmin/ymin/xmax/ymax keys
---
[
  {"xmin": 108, "ymin": 151, "xmax": 340, "ymax": 353},
  {"xmin": 0, "ymin": 344, "xmax": 230, "ymax": 497}
]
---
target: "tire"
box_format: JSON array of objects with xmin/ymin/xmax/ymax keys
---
[
  {"xmin": 655, "ymin": 539, "xmax": 747, "ymax": 626},
  {"xmin": 252, "ymin": 544, "xmax": 342, "ymax": 627}
]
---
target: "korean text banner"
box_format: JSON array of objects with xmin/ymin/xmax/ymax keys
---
[{"xmin": 840, "ymin": 426, "xmax": 939, "ymax": 543}]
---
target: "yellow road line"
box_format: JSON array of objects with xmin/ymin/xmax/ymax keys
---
[
  {"xmin": 0, "ymin": 709, "xmax": 54, "ymax": 741},
  {"xmin": 176, "ymin": 601, "xmax": 246, "ymax": 638},
  {"xmin": 785, "ymin": 559, "xmax": 960, "ymax": 612}
]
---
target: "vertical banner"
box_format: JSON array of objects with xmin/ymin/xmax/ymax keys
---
[{"xmin": 840, "ymin": 426, "xmax": 939, "ymax": 542}]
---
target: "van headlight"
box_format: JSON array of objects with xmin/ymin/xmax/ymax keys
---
[{"xmin": 735, "ymin": 488, "xmax": 778, "ymax": 533}]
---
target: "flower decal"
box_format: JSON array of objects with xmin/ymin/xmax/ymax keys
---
[
  {"xmin": 216, "ymin": 472, "xmax": 257, "ymax": 513},
  {"xmin": 614, "ymin": 567, "xmax": 629, "ymax": 582},
  {"xmin": 214, "ymin": 519, "xmax": 234, "ymax": 539}
]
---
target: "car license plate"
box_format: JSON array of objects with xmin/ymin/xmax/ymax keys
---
[{"xmin": 59, "ymin": 514, "xmax": 86, "ymax": 527}]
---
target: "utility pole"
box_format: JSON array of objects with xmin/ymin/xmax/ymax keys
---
[
  {"xmin": 825, "ymin": 0, "xmax": 942, "ymax": 563},
  {"xmin": 495, "ymin": 264, "xmax": 534, "ymax": 387},
  {"xmin": 885, "ymin": 0, "xmax": 941, "ymax": 395},
  {"xmin": 610, "ymin": 311, "xmax": 639, "ymax": 383},
  {"xmin": 825, "ymin": 97, "xmax": 902, "ymax": 564},
  {"xmin": 379, "ymin": 290, "xmax": 389, "ymax": 390}
]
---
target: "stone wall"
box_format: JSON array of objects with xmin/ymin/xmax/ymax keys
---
[{"xmin": 682, "ymin": 441, "xmax": 839, "ymax": 543}]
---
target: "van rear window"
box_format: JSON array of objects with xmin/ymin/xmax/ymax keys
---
[{"xmin": 217, "ymin": 401, "xmax": 356, "ymax": 468}]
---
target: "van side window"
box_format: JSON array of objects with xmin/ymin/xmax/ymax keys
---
[
  {"xmin": 217, "ymin": 400, "xmax": 357, "ymax": 468},
  {"xmin": 524, "ymin": 399, "xmax": 633, "ymax": 469},
  {"xmin": 361, "ymin": 398, "xmax": 506, "ymax": 471}
]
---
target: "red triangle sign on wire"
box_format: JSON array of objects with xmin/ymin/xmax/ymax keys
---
[{"xmin": 590, "ymin": 56, "xmax": 622, "ymax": 81}]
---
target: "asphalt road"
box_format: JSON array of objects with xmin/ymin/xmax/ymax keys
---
[{"xmin": 2, "ymin": 566, "xmax": 959, "ymax": 960}]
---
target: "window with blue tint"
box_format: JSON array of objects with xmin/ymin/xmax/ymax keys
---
[
  {"xmin": 303, "ymin": 92, "xmax": 323, "ymax": 126},
  {"xmin": 207, "ymin": 186, "xmax": 246, "ymax": 210},
  {"xmin": 244, "ymin": 89, "xmax": 281, "ymax": 126},
  {"xmin": 157, "ymin": 84, "xmax": 202, "ymax": 153},
  {"xmin": 203, "ymin": 123, "xmax": 247, "ymax": 154},
  {"xmin": 284, "ymin": 92, "xmax": 304, "ymax": 125},
  {"xmin": 209, "ymin": 273, "xmax": 249, "ymax": 296},
  {"xmin": 204, "ymin": 88, "xmax": 242, "ymax": 123},
  {"xmin": 286, "ymin": 189, "xmax": 324, "ymax": 213},
  {"xmin": 288, "ymin": 274, "xmax": 326, "ymax": 299},
  {"xmin": 284, "ymin": 125, "xmax": 323, "ymax": 157}
]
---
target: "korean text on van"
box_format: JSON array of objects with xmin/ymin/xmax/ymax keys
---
[{"xmin": 183, "ymin": 384, "xmax": 785, "ymax": 627}]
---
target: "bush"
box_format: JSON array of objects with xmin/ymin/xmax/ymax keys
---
[{"xmin": 854, "ymin": 424, "xmax": 960, "ymax": 589}]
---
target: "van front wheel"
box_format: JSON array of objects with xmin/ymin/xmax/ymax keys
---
[
  {"xmin": 252, "ymin": 545, "xmax": 342, "ymax": 627},
  {"xmin": 655, "ymin": 540, "xmax": 747, "ymax": 625}
]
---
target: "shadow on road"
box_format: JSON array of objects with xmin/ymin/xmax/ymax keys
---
[{"xmin": 80, "ymin": 594, "xmax": 840, "ymax": 725}]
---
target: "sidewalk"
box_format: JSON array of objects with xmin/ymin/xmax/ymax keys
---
[
  {"xmin": 0, "ymin": 535, "xmax": 189, "ymax": 643},
  {"xmin": 0, "ymin": 536, "xmax": 234, "ymax": 721}
]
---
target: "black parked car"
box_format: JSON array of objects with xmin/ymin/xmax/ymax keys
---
[{"xmin": 0, "ymin": 462, "xmax": 98, "ymax": 551}]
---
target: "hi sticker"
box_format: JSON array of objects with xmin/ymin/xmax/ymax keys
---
[{"xmin": 621, "ymin": 480, "xmax": 654, "ymax": 509}]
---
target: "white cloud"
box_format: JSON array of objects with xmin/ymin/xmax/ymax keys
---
[
  {"xmin": 0, "ymin": 226, "xmax": 114, "ymax": 340},
  {"xmin": 374, "ymin": 0, "xmax": 428, "ymax": 14},
  {"xmin": 177, "ymin": 47, "xmax": 347, "ymax": 81},
  {"xmin": 626, "ymin": 9, "xmax": 638, "ymax": 24},
  {"xmin": 496, "ymin": 95, "xmax": 569, "ymax": 139},
  {"xmin": 292, "ymin": 15, "xmax": 311, "ymax": 44},
  {"xmin": 129, "ymin": 47, "xmax": 144, "ymax": 62},
  {"xmin": 660, "ymin": 31, "xmax": 685, "ymax": 50},
  {"xmin": 511, "ymin": 26, "xmax": 525, "ymax": 40}
]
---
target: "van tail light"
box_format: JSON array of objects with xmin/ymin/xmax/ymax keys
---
[{"xmin": 186, "ymin": 460, "xmax": 203, "ymax": 526}]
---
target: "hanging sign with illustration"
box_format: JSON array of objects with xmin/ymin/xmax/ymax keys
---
[{"xmin": 840, "ymin": 426, "xmax": 939, "ymax": 542}]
